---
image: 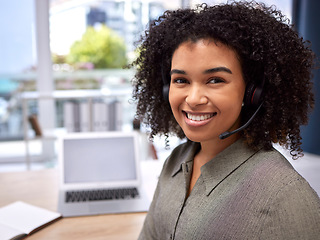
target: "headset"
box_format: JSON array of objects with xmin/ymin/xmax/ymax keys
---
[
  {"xmin": 161, "ymin": 65, "xmax": 265, "ymax": 139},
  {"xmin": 162, "ymin": 61, "xmax": 170, "ymax": 104},
  {"xmin": 243, "ymin": 81, "xmax": 264, "ymax": 108},
  {"xmin": 219, "ymin": 80, "xmax": 264, "ymax": 139}
]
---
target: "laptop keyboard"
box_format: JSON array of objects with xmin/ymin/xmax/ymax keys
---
[{"xmin": 66, "ymin": 187, "xmax": 139, "ymax": 203}]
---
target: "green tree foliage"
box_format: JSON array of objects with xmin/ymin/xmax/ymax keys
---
[
  {"xmin": 52, "ymin": 53, "xmax": 67, "ymax": 64},
  {"xmin": 67, "ymin": 25, "xmax": 127, "ymax": 69}
]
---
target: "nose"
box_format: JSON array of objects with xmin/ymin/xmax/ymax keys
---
[{"xmin": 185, "ymin": 85, "xmax": 208, "ymax": 107}]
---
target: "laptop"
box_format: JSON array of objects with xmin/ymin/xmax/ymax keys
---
[{"xmin": 57, "ymin": 131, "xmax": 150, "ymax": 217}]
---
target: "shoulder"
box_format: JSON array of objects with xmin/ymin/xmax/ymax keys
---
[
  {"xmin": 247, "ymin": 147, "xmax": 306, "ymax": 188},
  {"xmin": 232, "ymin": 145, "xmax": 320, "ymax": 204},
  {"xmin": 249, "ymin": 146, "xmax": 320, "ymax": 208},
  {"xmin": 253, "ymin": 150, "xmax": 320, "ymax": 238},
  {"xmin": 238, "ymin": 147, "xmax": 320, "ymax": 237},
  {"xmin": 249, "ymin": 147, "xmax": 299, "ymax": 178}
]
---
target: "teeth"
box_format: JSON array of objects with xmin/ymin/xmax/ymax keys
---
[{"xmin": 187, "ymin": 113, "xmax": 215, "ymax": 121}]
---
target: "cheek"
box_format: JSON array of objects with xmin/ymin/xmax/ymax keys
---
[
  {"xmin": 168, "ymin": 89, "xmax": 179, "ymax": 108},
  {"xmin": 168, "ymin": 90, "xmax": 175, "ymax": 109},
  {"xmin": 169, "ymin": 90, "xmax": 184, "ymax": 118},
  {"xmin": 217, "ymin": 93, "xmax": 244, "ymax": 117}
]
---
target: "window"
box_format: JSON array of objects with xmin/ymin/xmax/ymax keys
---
[{"xmin": 0, "ymin": 0, "xmax": 36, "ymax": 140}]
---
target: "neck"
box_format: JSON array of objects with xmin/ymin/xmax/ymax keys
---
[{"xmin": 197, "ymin": 133, "xmax": 240, "ymax": 165}]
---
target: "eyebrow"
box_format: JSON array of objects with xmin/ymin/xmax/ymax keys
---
[
  {"xmin": 170, "ymin": 67, "xmax": 232, "ymax": 76},
  {"xmin": 170, "ymin": 69, "xmax": 186, "ymax": 75},
  {"xmin": 204, "ymin": 67, "xmax": 232, "ymax": 74}
]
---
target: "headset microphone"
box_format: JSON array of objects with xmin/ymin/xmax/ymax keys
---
[{"xmin": 219, "ymin": 102, "xmax": 263, "ymax": 140}]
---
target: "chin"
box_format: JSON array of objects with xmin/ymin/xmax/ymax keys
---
[{"xmin": 184, "ymin": 132, "xmax": 220, "ymax": 143}]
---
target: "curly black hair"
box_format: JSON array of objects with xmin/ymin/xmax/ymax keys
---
[{"xmin": 131, "ymin": 1, "xmax": 315, "ymax": 159}]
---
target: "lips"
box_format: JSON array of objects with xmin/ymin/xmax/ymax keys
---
[
  {"xmin": 183, "ymin": 111, "xmax": 217, "ymax": 127},
  {"xmin": 186, "ymin": 112, "xmax": 216, "ymax": 121}
]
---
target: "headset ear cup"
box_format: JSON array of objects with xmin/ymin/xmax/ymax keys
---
[
  {"xmin": 244, "ymin": 82, "xmax": 256, "ymax": 106},
  {"xmin": 244, "ymin": 82, "xmax": 263, "ymax": 107},
  {"xmin": 163, "ymin": 85, "xmax": 170, "ymax": 103},
  {"xmin": 251, "ymin": 87, "xmax": 263, "ymax": 106}
]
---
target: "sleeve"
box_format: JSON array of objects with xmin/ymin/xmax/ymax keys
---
[
  {"xmin": 138, "ymin": 142, "xmax": 190, "ymax": 239},
  {"xmin": 138, "ymin": 179, "xmax": 161, "ymax": 240},
  {"xmin": 138, "ymin": 154, "xmax": 173, "ymax": 240},
  {"xmin": 260, "ymin": 177, "xmax": 320, "ymax": 239}
]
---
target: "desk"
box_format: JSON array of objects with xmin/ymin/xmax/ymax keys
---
[{"xmin": 0, "ymin": 169, "xmax": 147, "ymax": 239}]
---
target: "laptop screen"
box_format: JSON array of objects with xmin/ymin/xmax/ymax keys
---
[{"xmin": 62, "ymin": 134, "xmax": 137, "ymax": 184}]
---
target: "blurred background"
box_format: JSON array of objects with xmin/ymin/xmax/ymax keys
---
[{"xmin": 0, "ymin": 0, "xmax": 319, "ymax": 198}]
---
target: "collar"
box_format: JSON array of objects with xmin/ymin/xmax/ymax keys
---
[
  {"xmin": 201, "ymin": 139, "xmax": 259, "ymax": 195},
  {"xmin": 170, "ymin": 139, "xmax": 260, "ymax": 195},
  {"xmin": 170, "ymin": 141, "xmax": 200, "ymax": 177}
]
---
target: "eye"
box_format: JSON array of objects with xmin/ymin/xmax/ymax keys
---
[
  {"xmin": 208, "ymin": 77, "xmax": 225, "ymax": 84},
  {"xmin": 172, "ymin": 78, "xmax": 189, "ymax": 84}
]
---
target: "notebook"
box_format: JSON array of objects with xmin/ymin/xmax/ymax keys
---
[{"xmin": 57, "ymin": 131, "xmax": 150, "ymax": 217}]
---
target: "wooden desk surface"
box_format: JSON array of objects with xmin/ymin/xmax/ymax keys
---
[{"xmin": 0, "ymin": 169, "xmax": 146, "ymax": 240}]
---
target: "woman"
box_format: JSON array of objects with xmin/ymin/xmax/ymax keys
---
[{"xmin": 131, "ymin": 1, "xmax": 320, "ymax": 239}]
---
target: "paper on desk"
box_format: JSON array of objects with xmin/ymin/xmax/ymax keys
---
[
  {"xmin": 0, "ymin": 201, "xmax": 61, "ymax": 237},
  {"xmin": 0, "ymin": 224, "xmax": 25, "ymax": 240}
]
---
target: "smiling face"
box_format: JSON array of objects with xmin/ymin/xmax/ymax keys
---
[{"xmin": 169, "ymin": 39, "xmax": 246, "ymax": 145}]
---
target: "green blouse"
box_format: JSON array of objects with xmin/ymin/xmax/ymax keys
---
[{"xmin": 139, "ymin": 139, "xmax": 320, "ymax": 240}]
